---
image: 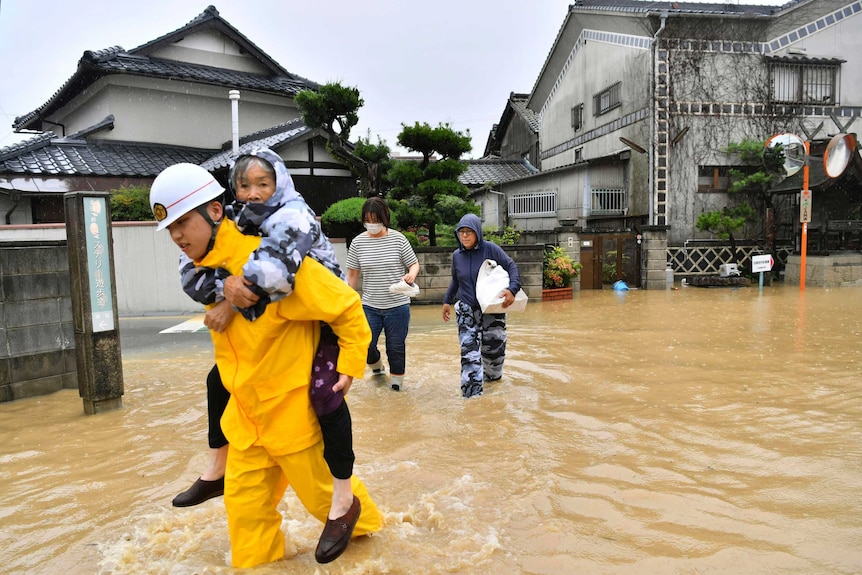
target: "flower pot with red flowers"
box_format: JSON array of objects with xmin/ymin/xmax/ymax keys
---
[{"xmin": 542, "ymin": 245, "xmax": 581, "ymax": 301}]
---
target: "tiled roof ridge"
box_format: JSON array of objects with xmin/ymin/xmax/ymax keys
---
[
  {"xmin": 237, "ymin": 118, "xmax": 306, "ymax": 144},
  {"xmin": 0, "ymin": 132, "xmax": 54, "ymax": 162},
  {"xmin": 468, "ymin": 157, "xmax": 527, "ymax": 165},
  {"xmin": 81, "ymin": 46, "xmax": 126, "ymax": 63}
]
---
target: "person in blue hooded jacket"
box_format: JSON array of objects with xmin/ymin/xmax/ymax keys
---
[{"xmin": 441, "ymin": 214, "xmax": 521, "ymax": 398}]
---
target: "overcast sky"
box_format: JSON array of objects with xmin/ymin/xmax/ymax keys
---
[{"xmin": 0, "ymin": 0, "xmax": 785, "ymax": 158}]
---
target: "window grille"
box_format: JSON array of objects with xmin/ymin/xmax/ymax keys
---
[
  {"xmin": 571, "ymin": 103, "xmax": 584, "ymax": 131},
  {"xmin": 769, "ymin": 60, "xmax": 840, "ymax": 105},
  {"xmin": 593, "ymin": 82, "xmax": 622, "ymax": 116},
  {"xmin": 590, "ymin": 188, "xmax": 626, "ymax": 215},
  {"xmin": 509, "ymin": 191, "xmax": 557, "ymax": 216}
]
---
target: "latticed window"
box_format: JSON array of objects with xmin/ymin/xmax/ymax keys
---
[
  {"xmin": 509, "ymin": 191, "xmax": 557, "ymax": 216},
  {"xmin": 767, "ymin": 57, "xmax": 842, "ymax": 105},
  {"xmin": 571, "ymin": 103, "xmax": 584, "ymax": 131},
  {"xmin": 593, "ymin": 82, "xmax": 621, "ymax": 116}
]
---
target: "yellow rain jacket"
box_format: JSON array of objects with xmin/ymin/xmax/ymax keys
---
[
  {"xmin": 195, "ymin": 219, "xmax": 380, "ymax": 567},
  {"xmin": 198, "ymin": 219, "xmax": 369, "ymax": 455}
]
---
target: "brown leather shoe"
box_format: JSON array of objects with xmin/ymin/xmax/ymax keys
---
[
  {"xmin": 315, "ymin": 496, "xmax": 361, "ymax": 564},
  {"xmin": 171, "ymin": 477, "xmax": 224, "ymax": 507}
]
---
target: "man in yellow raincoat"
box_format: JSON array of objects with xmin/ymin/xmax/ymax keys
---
[{"xmin": 149, "ymin": 163, "xmax": 382, "ymax": 568}]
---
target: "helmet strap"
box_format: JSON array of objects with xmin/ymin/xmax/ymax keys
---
[{"xmin": 195, "ymin": 204, "xmax": 221, "ymax": 256}]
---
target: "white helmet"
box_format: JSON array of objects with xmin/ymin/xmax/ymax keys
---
[{"xmin": 150, "ymin": 163, "xmax": 225, "ymax": 231}]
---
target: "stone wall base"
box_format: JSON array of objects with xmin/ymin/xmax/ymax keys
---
[{"xmin": 784, "ymin": 253, "xmax": 862, "ymax": 288}]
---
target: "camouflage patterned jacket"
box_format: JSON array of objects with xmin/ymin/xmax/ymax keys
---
[{"xmin": 178, "ymin": 148, "xmax": 343, "ymax": 321}]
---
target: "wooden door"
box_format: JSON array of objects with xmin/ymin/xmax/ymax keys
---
[{"xmin": 579, "ymin": 236, "xmax": 603, "ymax": 289}]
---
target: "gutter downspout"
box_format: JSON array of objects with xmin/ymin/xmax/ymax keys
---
[
  {"xmin": 650, "ymin": 11, "xmax": 668, "ymax": 226},
  {"xmin": 41, "ymin": 119, "xmax": 66, "ymax": 138},
  {"xmin": 5, "ymin": 192, "xmax": 21, "ymax": 225}
]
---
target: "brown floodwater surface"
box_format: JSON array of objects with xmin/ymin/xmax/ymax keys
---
[{"xmin": 2, "ymin": 284, "xmax": 861, "ymax": 574}]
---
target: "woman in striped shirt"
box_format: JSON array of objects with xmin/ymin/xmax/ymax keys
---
[{"xmin": 346, "ymin": 197, "xmax": 419, "ymax": 391}]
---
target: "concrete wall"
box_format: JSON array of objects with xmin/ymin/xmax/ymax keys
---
[
  {"xmin": 0, "ymin": 241, "xmax": 77, "ymax": 402},
  {"xmin": 414, "ymin": 245, "xmax": 545, "ymax": 305}
]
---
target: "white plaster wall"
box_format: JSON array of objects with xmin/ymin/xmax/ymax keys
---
[
  {"xmin": 149, "ymin": 30, "xmax": 270, "ymax": 74},
  {"xmin": 51, "ymin": 77, "xmax": 299, "ymax": 149},
  {"xmin": 541, "ymin": 38, "xmax": 650, "ymax": 172}
]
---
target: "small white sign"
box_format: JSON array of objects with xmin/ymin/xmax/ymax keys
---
[
  {"xmin": 751, "ymin": 254, "xmax": 774, "ymax": 273},
  {"xmin": 800, "ymin": 189, "xmax": 812, "ymax": 223}
]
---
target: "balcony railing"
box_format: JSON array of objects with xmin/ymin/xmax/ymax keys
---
[{"xmin": 590, "ymin": 188, "xmax": 626, "ymax": 215}]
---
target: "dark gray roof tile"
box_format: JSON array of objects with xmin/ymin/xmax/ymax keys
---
[
  {"xmin": 201, "ymin": 119, "xmax": 312, "ymax": 170},
  {"xmin": 0, "ymin": 134, "xmax": 214, "ymax": 177},
  {"xmin": 460, "ymin": 158, "xmax": 539, "ymax": 187}
]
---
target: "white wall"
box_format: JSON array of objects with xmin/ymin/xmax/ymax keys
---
[
  {"xmin": 0, "ymin": 222, "xmax": 350, "ymax": 316},
  {"xmin": 52, "ymin": 77, "xmax": 300, "ymax": 149}
]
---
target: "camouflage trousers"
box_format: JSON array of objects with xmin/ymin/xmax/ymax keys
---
[{"xmin": 454, "ymin": 301, "xmax": 507, "ymax": 398}]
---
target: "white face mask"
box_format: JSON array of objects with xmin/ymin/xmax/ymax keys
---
[{"xmin": 364, "ymin": 223, "xmax": 384, "ymax": 234}]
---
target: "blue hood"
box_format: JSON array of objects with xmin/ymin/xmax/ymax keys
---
[{"xmin": 454, "ymin": 213, "xmax": 483, "ymax": 250}]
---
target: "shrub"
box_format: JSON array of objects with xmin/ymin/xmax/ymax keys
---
[
  {"xmin": 484, "ymin": 225, "xmax": 521, "ymax": 246},
  {"xmin": 543, "ymin": 245, "xmax": 582, "ymax": 289},
  {"xmin": 110, "ymin": 186, "xmax": 153, "ymax": 221},
  {"xmin": 321, "ymin": 197, "xmax": 366, "ymax": 225},
  {"xmin": 435, "ymin": 224, "xmax": 457, "ymax": 247}
]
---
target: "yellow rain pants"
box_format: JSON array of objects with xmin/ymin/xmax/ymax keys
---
[{"xmin": 225, "ymin": 439, "xmax": 382, "ymax": 568}]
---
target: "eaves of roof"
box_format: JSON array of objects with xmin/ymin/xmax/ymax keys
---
[
  {"xmin": 569, "ymin": 0, "xmax": 781, "ymax": 17},
  {"xmin": 764, "ymin": 55, "xmax": 847, "ymax": 65},
  {"xmin": 0, "ymin": 134, "xmax": 215, "ymax": 177}
]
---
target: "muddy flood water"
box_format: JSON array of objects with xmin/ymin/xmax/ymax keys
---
[{"xmin": 2, "ymin": 283, "xmax": 861, "ymax": 575}]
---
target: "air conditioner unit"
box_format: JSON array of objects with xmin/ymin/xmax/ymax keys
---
[{"xmin": 719, "ymin": 263, "xmax": 740, "ymax": 277}]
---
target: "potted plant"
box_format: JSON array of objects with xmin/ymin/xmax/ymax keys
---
[{"xmin": 542, "ymin": 245, "xmax": 581, "ymax": 301}]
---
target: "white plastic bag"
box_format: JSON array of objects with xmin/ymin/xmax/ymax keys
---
[
  {"xmin": 388, "ymin": 279, "xmax": 420, "ymax": 297},
  {"xmin": 476, "ymin": 259, "xmax": 528, "ymax": 313}
]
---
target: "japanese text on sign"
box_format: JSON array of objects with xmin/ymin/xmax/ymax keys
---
[
  {"xmin": 800, "ymin": 189, "xmax": 812, "ymax": 223},
  {"xmin": 85, "ymin": 198, "xmax": 115, "ymax": 332}
]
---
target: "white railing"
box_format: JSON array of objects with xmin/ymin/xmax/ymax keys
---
[{"xmin": 509, "ymin": 191, "xmax": 557, "ymax": 216}]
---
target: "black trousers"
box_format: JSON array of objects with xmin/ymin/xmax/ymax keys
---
[{"xmin": 205, "ymin": 364, "xmax": 355, "ymax": 478}]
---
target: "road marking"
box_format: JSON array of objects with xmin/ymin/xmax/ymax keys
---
[{"xmin": 159, "ymin": 316, "xmax": 208, "ymax": 334}]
